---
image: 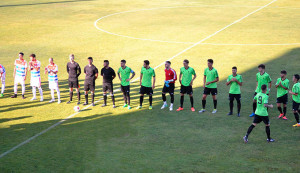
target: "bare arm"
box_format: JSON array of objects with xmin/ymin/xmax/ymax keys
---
[
  {"xmin": 95, "ymin": 73, "xmax": 98, "ymax": 80},
  {"xmin": 117, "ymin": 72, "xmax": 121, "ymax": 81},
  {"xmin": 140, "ymin": 74, "xmax": 143, "ymax": 86},
  {"xmin": 264, "ymin": 103, "xmax": 273, "ymax": 108},
  {"xmin": 190, "ymin": 73, "xmax": 197, "ymax": 86},
  {"xmin": 203, "ymin": 76, "xmax": 206, "ymax": 88},
  {"xmin": 179, "ymin": 73, "xmax": 182, "ymax": 84},
  {"xmin": 152, "ymin": 76, "xmax": 156, "ymax": 89}
]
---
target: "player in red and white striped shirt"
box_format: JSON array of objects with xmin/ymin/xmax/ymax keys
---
[{"xmin": 161, "ymin": 61, "xmax": 177, "ymax": 111}]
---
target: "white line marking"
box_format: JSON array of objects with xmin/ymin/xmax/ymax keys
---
[{"xmin": 0, "ymin": 0, "xmax": 277, "ymax": 159}]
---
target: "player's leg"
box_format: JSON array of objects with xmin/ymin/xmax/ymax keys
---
[
  {"xmin": 199, "ymin": 94, "xmax": 207, "ymax": 113},
  {"xmin": 188, "ymin": 86, "xmax": 194, "ymax": 111},
  {"xmin": 21, "ymin": 78, "xmax": 26, "ymax": 99},
  {"xmin": 91, "ymin": 90, "xmax": 95, "ymax": 106},
  {"xmin": 84, "ymin": 90, "xmax": 89, "ymax": 105},
  {"xmin": 67, "ymin": 84, "xmax": 73, "ymax": 104},
  {"xmin": 148, "ymin": 87, "xmax": 153, "ymax": 110},
  {"xmin": 236, "ymin": 95, "xmax": 241, "ymax": 117},
  {"xmin": 56, "ymin": 83, "xmax": 61, "ymax": 103},
  {"xmin": 250, "ymin": 93, "xmax": 257, "ymax": 117},
  {"xmin": 11, "ymin": 77, "xmax": 19, "ymax": 98},
  {"xmin": 244, "ymin": 115, "xmax": 261, "ymax": 143},
  {"xmin": 121, "ymin": 86, "xmax": 127, "ymax": 107},
  {"xmin": 228, "ymin": 94, "xmax": 234, "ymax": 115},
  {"xmin": 0, "ymin": 73, "xmax": 6, "ymax": 96},
  {"xmin": 50, "ymin": 82, "xmax": 55, "ymax": 103},
  {"xmin": 31, "ymin": 86, "xmax": 37, "ymax": 100},
  {"xmin": 102, "ymin": 84, "xmax": 107, "ymax": 107},
  {"xmin": 277, "ymin": 103, "xmax": 283, "ymax": 118},
  {"xmin": 38, "ymin": 78, "xmax": 43, "ymax": 101},
  {"xmin": 126, "ymin": 86, "xmax": 131, "ymax": 109},
  {"xmin": 177, "ymin": 85, "xmax": 185, "ymax": 111},
  {"xmin": 262, "ymin": 117, "xmax": 274, "ymax": 142},
  {"xmin": 109, "ymin": 84, "xmax": 116, "ymax": 108},
  {"xmin": 169, "ymin": 83, "xmax": 175, "ymax": 111},
  {"xmin": 211, "ymin": 88, "xmax": 218, "ymax": 113},
  {"xmin": 292, "ymin": 101, "xmax": 300, "ymax": 127},
  {"xmin": 137, "ymin": 86, "xmax": 145, "ymax": 109},
  {"xmin": 282, "ymin": 94, "xmax": 288, "ymax": 120},
  {"xmin": 161, "ymin": 84, "xmax": 168, "ymax": 109},
  {"xmin": 75, "ymin": 87, "xmax": 80, "ymax": 105}
]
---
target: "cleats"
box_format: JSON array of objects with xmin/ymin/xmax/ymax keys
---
[
  {"xmin": 49, "ymin": 99, "xmax": 55, "ymax": 103},
  {"xmin": 191, "ymin": 107, "xmax": 195, "ymax": 112},
  {"xmin": 0, "ymin": 93, "xmax": 3, "ymax": 97},
  {"xmin": 83, "ymin": 102, "xmax": 88, "ymax": 105},
  {"xmin": 123, "ymin": 104, "xmax": 128, "ymax": 108},
  {"xmin": 198, "ymin": 109, "xmax": 206, "ymax": 113},
  {"xmin": 227, "ymin": 112, "xmax": 233, "ymax": 115},
  {"xmin": 22, "ymin": 95, "xmax": 25, "ymax": 99},
  {"xmin": 212, "ymin": 109, "xmax": 217, "ymax": 114},
  {"xmin": 40, "ymin": 97, "xmax": 43, "ymax": 102},
  {"xmin": 293, "ymin": 123, "xmax": 300, "ymax": 127},
  {"xmin": 136, "ymin": 106, "xmax": 142, "ymax": 109},
  {"xmin": 11, "ymin": 94, "xmax": 17, "ymax": 98},
  {"xmin": 149, "ymin": 106, "xmax": 152, "ymax": 110},
  {"xmin": 267, "ymin": 138, "xmax": 275, "ymax": 143},
  {"xmin": 282, "ymin": 116, "xmax": 288, "ymax": 120},
  {"xmin": 77, "ymin": 102, "xmax": 80, "ymax": 105},
  {"xmin": 113, "ymin": 105, "xmax": 116, "ymax": 108},
  {"xmin": 30, "ymin": 97, "xmax": 37, "ymax": 101},
  {"xmin": 278, "ymin": 113, "xmax": 284, "ymax": 119},
  {"xmin": 237, "ymin": 113, "xmax": 241, "ymax": 117},
  {"xmin": 161, "ymin": 103, "xmax": 168, "ymax": 109},
  {"xmin": 243, "ymin": 136, "xmax": 248, "ymax": 143},
  {"xmin": 101, "ymin": 104, "xmax": 107, "ymax": 107},
  {"xmin": 176, "ymin": 107, "xmax": 183, "ymax": 111},
  {"xmin": 66, "ymin": 101, "xmax": 71, "ymax": 104},
  {"xmin": 57, "ymin": 100, "xmax": 61, "ymax": 104},
  {"xmin": 92, "ymin": 103, "xmax": 95, "ymax": 106},
  {"xmin": 169, "ymin": 106, "xmax": 173, "ymax": 111},
  {"xmin": 249, "ymin": 112, "xmax": 255, "ymax": 117},
  {"xmin": 128, "ymin": 106, "xmax": 131, "ymax": 110}
]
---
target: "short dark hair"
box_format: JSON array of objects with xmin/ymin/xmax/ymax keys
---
[
  {"xmin": 165, "ymin": 61, "xmax": 171, "ymax": 64},
  {"xmin": 104, "ymin": 60, "xmax": 109, "ymax": 63},
  {"xmin": 19, "ymin": 52, "xmax": 24, "ymax": 56},
  {"xmin": 208, "ymin": 59, "xmax": 214, "ymax": 64},
  {"xmin": 30, "ymin": 54, "xmax": 36, "ymax": 58},
  {"xmin": 294, "ymin": 74, "xmax": 300, "ymax": 81},
  {"xmin": 144, "ymin": 60, "xmax": 150, "ymax": 65},
  {"xmin": 258, "ymin": 64, "xmax": 265, "ymax": 69},
  {"xmin": 232, "ymin": 66, "xmax": 237, "ymax": 70},
  {"xmin": 183, "ymin": 59, "xmax": 189, "ymax": 64},
  {"xmin": 261, "ymin": 84, "xmax": 267, "ymax": 91},
  {"xmin": 88, "ymin": 57, "xmax": 93, "ymax": 60},
  {"xmin": 281, "ymin": 70, "xmax": 287, "ymax": 75},
  {"xmin": 121, "ymin": 59, "xmax": 126, "ymax": 63}
]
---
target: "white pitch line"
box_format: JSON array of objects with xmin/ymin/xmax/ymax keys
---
[{"xmin": 0, "ymin": 0, "xmax": 277, "ymax": 159}]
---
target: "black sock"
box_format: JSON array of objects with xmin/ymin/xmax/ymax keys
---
[
  {"xmin": 112, "ymin": 95, "xmax": 115, "ymax": 105},
  {"xmin": 123, "ymin": 93, "xmax": 127, "ymax": 104},
  {"xmin": 180, "ymin": 95, "xmax": 184, "ymax": 108},
  {"xmin": 170, "ymin": 94, "xmax": 174, "ymax": 104},
  {"xmin": 253, "ymin": 102, "xmax": 257, "ymax": 112},
  {"xmin": 91, "ymin": 93, "xmax": 95, "ymax": 103},
  {"xmin": 140, "ymin": 96, "xmax": 144, "ymax": 106},
  {"xmin": 294, "ymin": 112, "xmax": 300, "ymax": 123},
  {"xmin": 85, "ymin": 94, "xmax": 88, "ymax": 103},
  {"xmin": 149, "ymin": 95, "xmax": 153, "ymax": 106},
  {"xmin": 103, "ymin": 95, "xmax": 107, "ymax": 105},
  {"xmin": 77, "ymin": 92, "xmax": 80, "ymax": 102},
  {"xmin": 237, "ymin": 100, "xmax": 241, "ymax": 114},
  {"xmin": 283, "ymin": 107, "xmax": 287, "ymax": 116},
  {"xmin": 202, "ymin": 100, "xmax": 206, "ymax": 109},
  {"xmin": 162, "ymin": 93, "xmax": 166, "ymax": 102},
  {"xmin": 213, "ymin": 100, "xmax": 217, "ymax": 109},
  {"xmin": 266, "ymin": 126, "xmax": 271, "ymax": 140},
  {"xmin": 277, "ymin": 107, "xmax": 283, "ymax": 114},
  {"xmin": 190, "ymin": 96, "xmax": 194, "ymax": 108},
  {"xmin": 127, "ymin": 93, "xmax": 130, "ymax": 105},
  {"xmin": 70, "ymin": 91, "xmax": 73, "ymax": 101},
  {"xmin": 229, "ymin": 100, "xmax": 234, "ymax": 112},
  {"xmin": 246, "ymin": 124, "xmax": 255, "ymax": 137}
]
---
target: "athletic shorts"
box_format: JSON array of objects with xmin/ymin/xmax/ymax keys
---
[
  {"xmin": 69, "ymin": 80, "xmax": 79, "ymax": 88},
  {"xmin": 203, "ymin": 87, "xmax": 217, "ymax": 95},
  {"xmin": 49, "ymin": 81, "xmax": 59, "ymax": 90},
  {"xmin": 1, "ymin": 72, "xmax": 6, "ymax": 83},
  {"xmin": 103, "ymin": 83, "xmax": 113, "ymax": 93},
  {"xmin": 30, "ymin": 77, "xmax": 41, "ymax": 87},
  {"xmin": 229, "ymin": 94, "xmax": 241, "ymax": 101},
  {"xmin": 162, "ymin": 83, "xmax": 175, "ymax": 94},
  {"xmin": 293, "ymin": 101, "xmax": 300, "ymax": 111},
  {"xmin": 84, "ymin": 81, "xmax": 95, "ymax": 92},
  {"xmin": 180, "ymin": 85, "xmax": 193, "ymax": 95},
  {"xmin": 121, "ymin": 85, "xmax": 130, "ymax": 94},
  {"xmin": 253, "ymin": 115, "xmax": 270, "ymax": 125},
  {"xmin": 276, "ymin": 94, "xmax": 288, "ymax": 104},
  {"xmin": 140, "ymin": 86, "xmax": 153, "ymax": 95},
  {"xmin": 14, "ymin": 76, "xmax": 25, "ymax": 85}
]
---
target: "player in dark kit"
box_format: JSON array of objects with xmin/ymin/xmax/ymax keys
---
[
  {"xmin": 66, "ymin": 54, "xmax": 81, "ymax": 105},
  {"xmin": 101, "ymin": 60, "xmax": 116, "ymax": 108},
  {"xmin": 83, "ymin": 57, "xmax": 98, "ymax": 106},
  {"xmin": 161, "ymin": 61, "xmax": 177, "ymax": 111}
]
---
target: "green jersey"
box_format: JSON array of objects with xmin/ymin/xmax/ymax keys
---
[
  {"xmin": 227, "ymin": 74, "xmax": 243, "ymax": 94},
  {"xmin": 180, "ymin": 67, "xmax": 196, "ymax": 87},
  {"xmin": 118, "ymin": 66, "xmax": 134, "ymax": 86},
  {"xmin": 292, "ymin": 82, "xmax": 300, "ymax": 103},
  {"xmin": 275, "ymin": 78, "xmax": 289, "ymax": 98},
  {"xmin": 255, "ymin": 72, "xmax": 272, "ymax": 94},
  {"xmin": 141, "ymin": 67, "xmax": 155, "ymax": 87},
  {"xmin": 204, "ymin": 67, "xmax": 219, "ymax": 88},
  {"xmin": 254, "ymin": 92, "xmax": 269, "ymax": 116}
]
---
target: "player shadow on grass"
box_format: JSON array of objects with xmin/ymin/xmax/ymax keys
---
[{"xmin": 0, "ymin": 0, "xmax": 94, "ymax": 8}]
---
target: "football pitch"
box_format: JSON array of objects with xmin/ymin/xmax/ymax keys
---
[{"xmin": 0, "ymin": 0, "xmax": 300, "ymax": 172}]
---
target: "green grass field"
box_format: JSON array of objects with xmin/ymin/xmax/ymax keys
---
[{"xmin": 0, "ymin": 0, "xmax": 300, "ymax": 172}]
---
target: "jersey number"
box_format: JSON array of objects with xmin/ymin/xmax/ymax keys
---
[{"xmin": 258, "ymin": 96, "xmax": 262, "ymax": 104}]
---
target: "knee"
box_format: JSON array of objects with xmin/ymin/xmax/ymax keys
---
[
  {"xmin": 202, "ymin": 95, "xmax": 207, "ymax": 99},
  {"xmin": 252, "ymin": 123, "xmax": 257, "ymax": 126}
]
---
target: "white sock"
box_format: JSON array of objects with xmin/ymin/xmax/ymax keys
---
[
  {"xmin": 32, "ymin": 87, "xmax": 36, "ymax": 98},
  {"xmin": 21, "ymin": 84, "xmax": 25, "ymax": 95},
  {"xmin": 170, "ymin": 103, "xmax": 173, "ymax": 107},
  {"xmin": 38, "ymin": 87, "xmax": 43, "ymax": 97},
  {"xmin": 56, "ymin": 88, "xmax": 60, "ymax": 100},
  {"xmin": 164, "ymin": 101, "xmax": 167, "ymax": 105},
  {"xmin": 14, "ymin": 84, "xmax": 18, "ymax": 94},
  {"xmin": 51, "ymin": 89, "xmax": 55, "ymax": 100},
  {"xmin": 1, "ymin": 83, "xmax": 5, "ymax": 94}
]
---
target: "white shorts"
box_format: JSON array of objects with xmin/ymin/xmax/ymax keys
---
[
  {"xmin": 49, "ymin": 81, "xmax": 59, "ymax": 90},
  {"xmin": 1, "ymin": 73, "xmax": 5, "ymax": 83},
  {"xmin": 30, "ymin": 77, "xmax": 41, "ymax": 87},
  {"xmin": 14, "ymin": 76, "xmax": 25, "ymax": 85}
]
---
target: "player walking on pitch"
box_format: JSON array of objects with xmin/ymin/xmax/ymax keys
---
[
  {"xmin": 249, "ymin": 64, "xmax": 272, "ymax": 117},
  {"xmin": 137, "ymin": 60, "xmax": 156, "ymax": 110},
  {"xmin": 289, "ymin": 74, "xmax": 300, "ymax": 127},
  {"xmin": 199, "ymin": 59, "xmax": 219, "ymax": 114},
  {"xmin": 11, "ymin": 52, "xmax": 28, "ymax": 99},
  {"xmin": 66, "ymin": 54, "xmax": 81, "ymax": 105},
  {"xmin": 101, "ymin": 60, "xmax": 116, "ymax": 108},
  {"xmin": 0, "ymin": 64, "xmax": 6, "ymax": 97},
  {"xmin": 45, "ymin": 58, "xmax": 61, "ymax": 103},
  {"xmin": 243, "ymin": 84, "xmax": 275, "ymax": 143},
  {"xmin": 177, "ymin": 59, "xmax": 196, "ymax": 112},
  {"xmin": 117, "ymin": 59, "xmax": 135, "ymax": 109},
  {"xmin": 83, "ymin": 57, "xmax": 98, "ymax": 106},
  {"xmin": 275, "ymin": 70, "xmax": 289, "ymax": 120},
  {"xmin": 161, "ymin": 61, "xmax": 177, "ymax": 111},
  {"xmin": 226, "ymin": 66, "xmax": 243, "ymax": 117},
  {"xmin": 28, "ymin": 54, "xmax": 43, "ymax": 101}
]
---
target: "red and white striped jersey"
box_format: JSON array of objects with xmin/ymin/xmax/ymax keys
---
[{"xmin": 165, "ymin": 68, "xmax": 177, "ymax": 83}]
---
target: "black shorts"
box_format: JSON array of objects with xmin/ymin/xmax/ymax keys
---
[
  {"xmin": 253, "ymin": 115, "xmax": 270, "ymax": 125},
  {"xmin": 293, "ymin": 101, "xmax": 300, "ymax": 111},
  {"xmin": 180, "ymin": 85, "xmax": 193, "ymax": 95},
  {"xmin": 203, "ymin": 87, "xmax": 217, "ymax": 95},
  {"xmin": 84, "ymin": 81, "xmax": 95, "ymax": 91},
  {"xmin": 162, "ymin": 83, "xmax": 175, "ymax": 94},
  {"xmin": 140, "ymin": 86, "xmax": 153, "ymax": 95},
  {"xmin": 229, "ymin": 94, "xmax": 241, "ymax": 101},
  {"xmin": 103, "ymin": 83, "xmax": 113, "ymax": 93},
  {"xmin": 276, "ymin": 94, "xmax": 288, "ymax": 104},
  {"xmin": 69, "ymin": 80, "xmax": 79, "ymax": 88},
  {"xmin": 121, "ymin": 85, "xmax": 130, "ymax": 94}
]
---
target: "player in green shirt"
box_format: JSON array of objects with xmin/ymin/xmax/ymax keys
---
[
  {"xmin": 249, "ymin": 64, "xmax": 272, "ymax": 117},
  {"xmin": 199, "ymin": 59, "xmax": 219, "ymax": 114},
  {"xmin": 275, "ymin": 70, "xmax": 289, "ymax": 120},
  {"xmin": 226, "ymin": 66, "xmax": 243, "ymax": 117},
  {"xmin": 117, "ymin": 60, "xmax": 135, "ymax": 110},
  {"xmin": 244, "ymin": 84, "xmax": 275, "ymax": 143},
  {"xmin": 289, "ymin": 74, "xmax": 300, "ymax": 127},
  {"xmin": 137, "ymin": 60, "xmax": 156, "ymax": 110},
  {"xmin": 176, "ymin": 59, "xmax": 197, "ymax": 112}
]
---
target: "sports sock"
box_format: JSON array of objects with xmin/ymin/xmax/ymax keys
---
[
  {"xmin": 202, "ymin": 100, "xmax": 206, "ymax": 109},
  {"xmin": 190, "ymin": 96, "xmax": 194, "ymax": 108},
  {"xmin": 21, "ymin": 84, "xmax": 25, "ymax": 95},
  {"xmin": 283, "ymin": 107, "xmax": 287, "ymax": 116},
  {"xmin": 246, "ymin": 124, "xmax": 255, "ymax": 137},
  {"xmin": 91, "ymin": 93, "xmax": 95, "ymax": 103},
  {"xmin": 1, "ymin": 83, "xmax": 5, "ymax": 94},
  {"xmin": 38, "ymin": 87, "xmax": 43, "ymax": 97},
  {"xmin": 123, "ymin": 93, "xmax": 127, "ymax": 104},
  {"xmin": 103, "ymin": 94, "xmax": 107, "ymax": 105},
  {"xmin": 277, "ymin": 107, "xmax": 283, "ymax": 114},
  {"xmin": 162, "ymin": 93, "xmax": 166, "ymax": 102},
  {"xmin": 170, "ymin": 93, "xmax": 174, "ymax": 104},
  {"xmin": 56, "ymin": 88, "xmax": 61, "ymax": 100},
  {"xmin": 70, "ymin": 91, "xmax": 73, "ymax": 101},
  {"xmin": 14, "ymin": 83, "xmax": 18, "ymax": 94},
  {"xmin": 294, "ymin": 112, "xmax": 300, "ymax": 123},
  {"xmin": 51, "ymin": 89, "xmax": 55, "ymax": 100},
  {"xmin": 180, "ymin": 95, "xmax": 184, "ymax": 108},
  {"xmin": 77, "ymin": 91, "xmax": 80, "ymax": 102},
  {"xmin": 149, "ymin": 95, "xmax": 153, "ymax": 106},
  {"xmin": 85, "ymin": 94, "xmax": 88, "ymax": 103},
  {"xmin": 266, "ymin": 126, "xmax": 271, "ymax": 140},
  {"xmin": 111, "ymin": 95, "xmax": 115, "ymax": 105},
  {"xmin": 127, "ymin": 93, "xmax": 130, "ymax": 105},
  {"xmin": 213, "ymin": 100, "xmax": 217, "ymax": 109},
  {"xmin": 253, "ymin": 102, "xmax": 257, "ymax": 112},
  {"xmin": 229, "ymin": 100, "xmax": 234, "ymax": 112},
  {"xmin": 237, "ymin": 100, "xmax": 241, "ymax": 114},
  {"xmin": 140, "ymin": 96, "xmax": 144, "ymax": 106},
  {"xmin": 32, "ymin": 86, "xmax": 36, "ymax": 98}
]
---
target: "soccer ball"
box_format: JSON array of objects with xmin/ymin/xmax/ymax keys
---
[{"xmin": 73, "ymin": 106, "xmax": 80, "ymax": 112}]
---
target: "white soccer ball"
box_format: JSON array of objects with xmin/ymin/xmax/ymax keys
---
[{"xmin": 74, "ymin": 106, "xmax": 80, "ymax": 112}]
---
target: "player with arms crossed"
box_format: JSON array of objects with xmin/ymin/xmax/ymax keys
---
[
  {"xmin": 161, "ymin": 61, "xmax": 177, "ymax": 111},
  {"xmin": 66, "ymin": 54, "xmax": 81, "ymax": 105},
  {"xmin": 243, "ymin": 84, "xmax": 275, "ymax": 143},
  {"xmin": 45, "ymin": 58, "xmax": 61, "ymax": 103},
  {"xmin": 0, "ymin": 64, "xmax": 6, "ymax": 97},
  {"xmin": 137, "ymin": 60, "xmax": 156, "ymax": 110},
  {"xmin": 83, "ymin": 57, "xmax": 98, "ymax": 106},
  {"xmin": 289, "ymin": 74, "xmax": 300, "ymax": 127},
  {"xmin": 117, "ymin": 59, "xmax": 135, "ymax": 109},
  {"xmin": 101, "ymin": 60, "xmax": 116, "ymax": 108},
  {"xmin": 226, "ymin": 66, "xmax": 243, "ymax": 117},
  {"xmin": 249, "ymin": 64, "xmax": 272, "ymax": 117},
  {"xmin": 28, "ymin": 54, "xmax": 43, "ymax": 101},
  {"xmin": 199, "ymin": 59, "xmax": 219, "ymax": 114},
  {"xmin": 11, "ymin": 52, "xmax": 28, "ymax": 99},
  {"xmin": 176, "ymin": 59, "xmax": 196, "ymax": 112},
  {"xmin": 275, "ymin": 70, "xmax": 289, "ymax": 120}
]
